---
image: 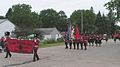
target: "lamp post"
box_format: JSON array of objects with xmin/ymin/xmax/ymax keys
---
[{"xmin": 81, "ymin": 10, "xmax": 83, "ymax": 34}]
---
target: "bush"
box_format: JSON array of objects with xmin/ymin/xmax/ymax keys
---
[
  {"xmin": 57, "ymin": 38, "xmax": 64, "ymax": 42},
  {"xmin": 42, "ymin": 38, "xmax": 64, "ymax": 44},
  {"xmin": 43, "ymin": 39, "xmax": 56, "ymax": 44}
]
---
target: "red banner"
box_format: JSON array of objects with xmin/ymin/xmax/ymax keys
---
[{"xmin": 7, "ymin": 39, "xmax": 35, "ymax": 54}]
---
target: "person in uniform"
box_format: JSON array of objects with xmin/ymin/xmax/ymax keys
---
[
  {"xmin": 113, "ymin": 34, "xmax": 117, "ymax": 43},
  {"xmin": 98, "ymin": 34, "xmax": 102, "ymax": 47},
  {"xmin": 64, "ymin": 32, "xmax": 68, "ymax": 49},
  {"xmin": 82, "ymin": 34, "xmax": 88, "ymax": 50},
  {"xmin": 69, "ymin": 39, "xmax": 72, "ymax": 49},
  {"xmin": 0, "ymin": 37, "xmax": 5, "ymax": 52},
  {"xmin": 4, "ymin": 31, "xmax": 12, "ymax": 58},
  {"xmin": 72, "ymin": 37, "xmax": 76, "ymax": 49},
  {"xmin": 33, "ymin": 33, "xmax": 40, "ymax": 62}
]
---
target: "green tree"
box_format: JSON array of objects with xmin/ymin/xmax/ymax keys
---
[
  {"xmin": 6, "ymin": 4, "xmax": 39, "ymax": 29},
  {"xmin": 107, "ymin": 10, "xmax": 116, "ymax": 34},
  {"xmin": 6, "ymin": 8, "xmax": 12, "ymax": 19},
  {"xmin": 70, "ymin": 7, "xmax": 96, "ymax": 33},
  {"xmin": 105, "ymin": 0, "xmax": 120, "ymax": 20},
  {"xmin": 39, "ymin": 9, "xmax": 60, "ymax": 28},
  {"xmin": 95, "ymin": 12, "xmax": 111, "ymax": 34},
  {"xmin": 101, "ymin": 14, "xmax": 111, "ymax": 34},
  {"xmin": 58, "ymin": 11, "xmax": 68, "ymax": 31},
  {"xmin": 95, "ymin": 11, "xmax": 102, "ymax": 34}
]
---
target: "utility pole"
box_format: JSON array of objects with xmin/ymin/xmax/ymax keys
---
[{"xmin": 81, "ymin": 10, "xmax": 83, "ymax": 34}]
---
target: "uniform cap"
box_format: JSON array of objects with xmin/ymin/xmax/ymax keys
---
[{"xmin": 5, "ymin": 31, "xmax": 10, "ymax": 36}]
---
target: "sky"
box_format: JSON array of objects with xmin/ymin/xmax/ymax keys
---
[{"xmin": 0, "ymin": 0, "xmax": 110, "ymax": 18}]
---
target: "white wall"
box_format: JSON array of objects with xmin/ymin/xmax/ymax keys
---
[
  {"xmin": 44, "ymin": 34, "xmax": 62, "ymax": 40},
  {"xmin": 44, "ymin": 35, "xmax": 51, "ymax": 40},
  {"xmin": 0, "ymin": 20, "xmax": 15, "ymax": 38}
]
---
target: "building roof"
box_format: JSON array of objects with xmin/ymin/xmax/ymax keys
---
[
  {"xmin": 35, "ymin": 28, "xmax": 60, "ymax": 35},
  {"xmin": 0, "ymin": 19, "xmax": 8, "ymax": 24}
]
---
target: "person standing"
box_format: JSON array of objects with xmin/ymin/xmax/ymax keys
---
[
  {"xmin": 63, "ymin": 32, "xmax": 68, "ymax": 49},
  {"xmin": 82, "ymin": 34, "xmax": 88, "ymax": 50},
  {"xmin": 0, "ymin": 37, "xmax": 5, "ymax": 52},
  {"xmin": 4, "ymin": 31, "xmax": 12, "ymax": 58},
  {"xmin": 33, "ymin": 33, "xmax": 40, "ymax": 62},
  {"xmin": 73, "ymin": 38, "xmax": 76, "ymax": 49}
]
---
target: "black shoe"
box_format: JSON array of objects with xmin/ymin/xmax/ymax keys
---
[
  {"xmin": 5, "ymin": 57, "xmax": 8, "ymax": 58},
  {"xmin": 33, "ymin": 60, "xmax": 36, "ymax": 62},
  {"xmin": 84, "ymin": 48, "xmax": 87, "ymax": 50},
  {"xmin": 65, "ymin": 47, "xmax": 68, "ymax": 49},
  {"xmin": 10, "ymin": 55, "xmax": 12, "ymax": 58},
  {"xmin": 37, "ymin": 58, "xmax": 39, "ymax": 60}
]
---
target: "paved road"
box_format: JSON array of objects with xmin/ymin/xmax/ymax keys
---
[{"xmin": 0, "ymin": 39, "xmax": 120, "ymax": 67}]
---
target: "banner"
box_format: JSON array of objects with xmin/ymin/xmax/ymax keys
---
[{"xmin": 7, "ymin": 39, "xmax": 35, "ymax": 54}]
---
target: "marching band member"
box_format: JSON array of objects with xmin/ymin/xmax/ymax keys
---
[
  {"xmin": 4, "ymin": 31, "xmax": 12, "ymax": 58},
  {"xmin": 73, "ymin": 37, "xmax": 76, "ymax": 49},
  {"xmin": 64, "ymin": 32, "xmax": 68, "ymax": 49},
  {"xmin": 33, "ymin": 33, "xmax": 40, "ymax": 62},
  {"xmin": 0, "ymin": 37, "xmax": 5, "ymax": 52}
]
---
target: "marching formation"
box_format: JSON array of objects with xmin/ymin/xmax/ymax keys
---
[
  {"xmin": 64, "ymin": 33, "xmax": 107, "ymax": 50},
  {"xmin": 63, "ymin": 23, "xmax": 109, "ymax": 50}
]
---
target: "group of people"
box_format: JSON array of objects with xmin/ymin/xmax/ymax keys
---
[
  {"xmin": 112, "ymin": 33, "xmax": 120, "ymax": 43},
  {"xmin": 0, "ymin": 32, "xmax": 40, "ymax": 62},
  {"xmin": 64, "ymin": 33, "xmax": 107, "ymax": 50}
]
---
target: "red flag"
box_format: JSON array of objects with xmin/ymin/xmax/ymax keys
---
[
  {"xmin": 75, "ymin": 24, "xmax": 80, "ymax": 39},
  {"xmin": 7, "ymin": 39, "xmax": 35, "ymax": 54}
]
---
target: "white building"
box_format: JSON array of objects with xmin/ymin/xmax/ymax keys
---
[
  {"xmin": 35, "ymin": 28, "xmax": 62, "ymax": 40},
  {"xmin": 0, "ymin": 19, "xmax": 15, "ymax": 38}
]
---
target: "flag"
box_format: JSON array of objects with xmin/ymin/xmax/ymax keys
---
[
  {"xmin": 7, "ymin": 39, "xmax": 35, "ymax": 54},
  {"xmin": 66, "ymin": 23, "xmax": 72, "ymax": 41},
  {"xmin": 75, "ymin": 24, "xmax": 80, "ymax": 39}
]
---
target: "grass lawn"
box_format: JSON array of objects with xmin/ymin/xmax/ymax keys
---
[{"xmin": 40, "ymin": 42, "xmax": 64, "ymax": 48}]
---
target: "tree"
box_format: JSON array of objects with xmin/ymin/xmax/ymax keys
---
[
  {"xmin": 58, "ymin": 11, "xmax": 68, "ymax": 31},
  {"xmin": 107, "ymin": 9, "xmax": 116, "ymax": 34},
  {"xmin": 6, "ymin": 4, "xmax": 39, "ymax": 29},
  {"xmin": 94, "ymin": 11, "xmax": 112, "ymax": 34},
  {"xmin": 101, "ymin": 14, "xmax": 111, "ymax": 34},
  {"xmin": 104, "ymin": 0, "xmax": 120, "ymax": 20},
  {"xmin": 95, "ymin": 11, "xmax": 102, "ymax": 34},
  {"xmin": 70, "ymin": 7, "xmax": 96, "ymax": 34},
  {"xmin": 6, "ymin": 8, "xmax": 12, "ymax": 19},
  {"xmin": 39, "ymin": 9, "xmax": 60, "ymax": 28}
]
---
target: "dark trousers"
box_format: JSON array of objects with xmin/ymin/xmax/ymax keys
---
[
  {"xmin": 33, "ymin": 49, "xmax": 39, "ymax": 61},
  {"xmin": 80, "ymin": 42, "xmax": 87, "ymax": 50},
  {"xmin": 80, "ymin": 43, "xmax": 83, "ymax": 50},
  {"xmin": 73, "ymin": 42, "xmax": 76, "ymax": 49},
  {"xmin": 84, "ymin": 42, "xmax": 87, "ymax": 50},
  {"xmin": 76, "ymin": 42, "xmax": 79, "ymax": 50},
  {"xmin": 5, "ymin": 47, "xmax": 12, "ymax": 58},
  {"xmin": 69, "ymin": 42, "xmax": 72, "ymax": 49},
  {"xmin": 65, "ymin": 42, "xmax": 68, "ymax": 49}
]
